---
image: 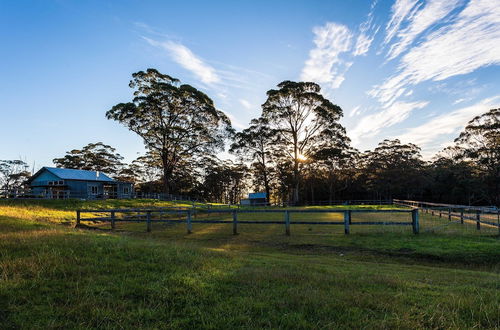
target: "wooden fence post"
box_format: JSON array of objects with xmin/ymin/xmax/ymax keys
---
[
  {"xmin": 285, "ymin": 211, "xmax": 290, "ymax": 236},
  {"xmin": 348, "ymin": 210, "xmax": 352, "ymax": 224},
  {"xmin": 186, "ymin": 210, "xmax": 192, "ymax": 234},
  {"xmin": 232, "ymin": 210, "xmax": 238, "ymax": 235},
  {"xmin": 412, "ymin": 209, "xmax": 419, "ymax": 234},
  {"xmin": 111, "ymin": 211, "xmax": 116, "ymax": 230},
  {"xmin": 476, "ymin": 210, "xmax": 481, "ymax": 230},
  {"xmin": 76, "ymin": 210, "xmax": 81, "ymax": 227},
  {"xmin": 146, "ymin": 211, "xmax": 152, "ymax": 232},
  {"xmin": 497, "ymin": 211, "xmax": 500, "ymax": 236},
  {"xmin": 344, "ymin": 210, "xmax": 350, "ymax": 235},
  {"xmin": 460, "ymin": 209, "xmax": 464, "ymax": 224},
  {"xmin": 448, "ymin": 208, "xmax": 451, "ymax": 221}
]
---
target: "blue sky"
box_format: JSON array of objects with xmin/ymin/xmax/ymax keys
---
[{"xmin": 1, "ymin": 0, "xmax": 499, "ymax": 168}]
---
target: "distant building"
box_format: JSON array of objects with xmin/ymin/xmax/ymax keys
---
[
  {"xmin": 27, "ymin": 167, "xmax": 133, "ymax": 199},
  {"xmin": 240, "ymin": 192, "xmax": 267, "ymax": 206}
]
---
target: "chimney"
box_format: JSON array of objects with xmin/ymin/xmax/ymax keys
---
[{"xmin": 96, "ymin": 171, "xmax": 100, "ymax": 178}]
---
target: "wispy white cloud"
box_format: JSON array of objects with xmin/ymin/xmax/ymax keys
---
[
  {"xmin": 349, "ymin": 105, "xmax": 362, "ymax": 117},
  {"xmin": 453, "ymin": 97, "xmax": 469, "ymax": 105},
  {"xmin": 353, "ymin": 31, "xmax": 375, "ymax": 56},
  {"xmin": 360, "ymin": 0, "xmax": 500, "ymax": 147},
  {"xmin": 239, "ymin": 99, "xmax": 252, "ymax": 110},
  {"xmin": 301, "ymin": 1, "xmax": 380, "ymax": 88},
  {"xmin": 301, "ymin": 23, "xmax": 353, "ymax": 89},
  {"xmin": 141, "ymin": 31, "xmax": 271, "ymax": 92},
  {"xmin": 350, "ymin": 100, "xmax": 429, "ymax": 145},
  {"xmin": 143, "ymin": 37, "xmax": 220, "ymax": 85},
  {"xmin": 217, "ymin": 92, "xmax": 228, "ymax": 99},
  {"xmin": 383, "ymin": 0, "xmax": 420, "ymax": 46},
  {"xmin": 372, "ymin": 0, "xmax": 500, "ymax": 106},
  {"xmin": 354, "ymin": 0, "xmax": 379, "ymax": 56},
  {"xmin": 399, "ymin": 0, "xmax": 500, "ymax": 81},
  {"xmin": 386, "ymin": 0, "xmax": 462, "ymax": 60},
  {"xmin": 397, "ymin": 96, "xmax": 500, "ymax": 150}
]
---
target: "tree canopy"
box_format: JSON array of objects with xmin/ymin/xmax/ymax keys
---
[
  {"xmin": 106, "ymin": 69, "xmax": 233, "ymax": 193},
  {"xmin": 53, "ymin": 142, "xmax": 124, "ymax": 174},
  {"xmin": 455, "ymin": 108, "xmax": 500, "ymax": 205},
  {"xmin": 362, "ymin": 139, "xmax": 424, "ymax": 200},
  {"xmin": 0, "ymin": 160, "xmax": 30, "ymax": 190}
]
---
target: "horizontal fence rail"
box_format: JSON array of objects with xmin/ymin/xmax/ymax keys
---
[
  {"xmin": 394, "ymin": 199, "xmax": 498, "ymax": 212},
  {"xmin": 241, "ymin": 200, "xmax": 393, "ymax": 207},
  {"xmin": 394, "ymin": 199, "xmax": 500, "ymax": 233},
  {"xmin": 76, "ymin": 208, "xmax": 420, "ymax": 236}
]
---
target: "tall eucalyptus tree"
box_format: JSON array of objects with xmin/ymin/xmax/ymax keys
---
[
  {"xmin": 261, "ymin": 81, "xmax": 346, "ymax": 204},
  {"xmin": 106, "ymin": 69, "xmax": 233, "ymax": 194}
]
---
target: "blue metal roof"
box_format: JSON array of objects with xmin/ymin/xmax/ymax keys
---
[
  {"xmin": 43, "ymin": 167, "xmax": 115, "ymax": 182},
  {"xmin": 249, "ymin": 192, "xmax": 267, "ymax": 199}
]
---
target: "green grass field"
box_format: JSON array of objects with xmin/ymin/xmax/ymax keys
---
[{"xmin": 1, "ymin": 199, "xmax": 499, "ymax": 328}]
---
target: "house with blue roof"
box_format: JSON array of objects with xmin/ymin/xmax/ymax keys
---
[{"xmin": 27, "ymin": 167, "xmax": 133, "ymax": 199}]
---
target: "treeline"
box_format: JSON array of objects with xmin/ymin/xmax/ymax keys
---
[{"xmin": 2, "ymin": 69, "xmax": 498, "ymax": 206}]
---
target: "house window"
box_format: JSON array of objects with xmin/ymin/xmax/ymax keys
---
[
  {"xmin": 48, "ymin": 180, "xmax": 64, "ymax": 186},
  {"xmin": 123, "ymin": 187, "xmax": 130, "ymax": 194},
  {"xmin": 90, "ymin": 186, "xmax": 98, "ymax": 195}
]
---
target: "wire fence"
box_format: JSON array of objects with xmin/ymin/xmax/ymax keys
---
[{"xmin": 394, "ymin": 199, "xmax": 500, "ymax": 236}]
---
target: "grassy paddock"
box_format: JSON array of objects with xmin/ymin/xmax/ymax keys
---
[{"xmin": 1, "ymin": 199, "xmax": 499, "ymax": 328}]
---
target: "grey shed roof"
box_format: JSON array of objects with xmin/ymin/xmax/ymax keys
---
[{"xmin": 43, "ymin": 167, "xmax": 115, "ymax": 182}]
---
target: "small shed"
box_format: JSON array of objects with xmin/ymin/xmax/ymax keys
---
[
  {"xmin": 27, "ymin": 167, "xmax": 133, "ymax": 199},
  {"xmin": 240, "ymin": 192, "xmax": 267, "ymax": 206}
]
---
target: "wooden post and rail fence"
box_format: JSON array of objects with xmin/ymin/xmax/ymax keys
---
[{"xmin": 75, "ymin": 207, "xmax": 420, "ymax": 235}]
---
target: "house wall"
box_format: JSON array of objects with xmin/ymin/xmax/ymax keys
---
[
  {"xmin": 30, "ymin": 171, "xmax": 60, "ymax": 186},
  {"xmin": 30, "ymin": 169, "xmax": 65, "ymax": 197},
  {"xmin": 117, "ymin": 182, "xmax": 133, "ymax": 198},
  {"xmin": 68, "ymin": 180, "xmax": 94, "ymax": 198},
  {"xmin": 29, "ymin": 168, "xmax": 134, "ymax": 199},
  {"xmin": 31, "ymin": 187, "xmax": 47, "ymax": 195},
  {"xmin": 67, "ymin": 181, "xmax": 133, "ymax": 199},
  {"xmin": 250, "ymin": 198, "xmax": 267, "ymax": 206}
]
